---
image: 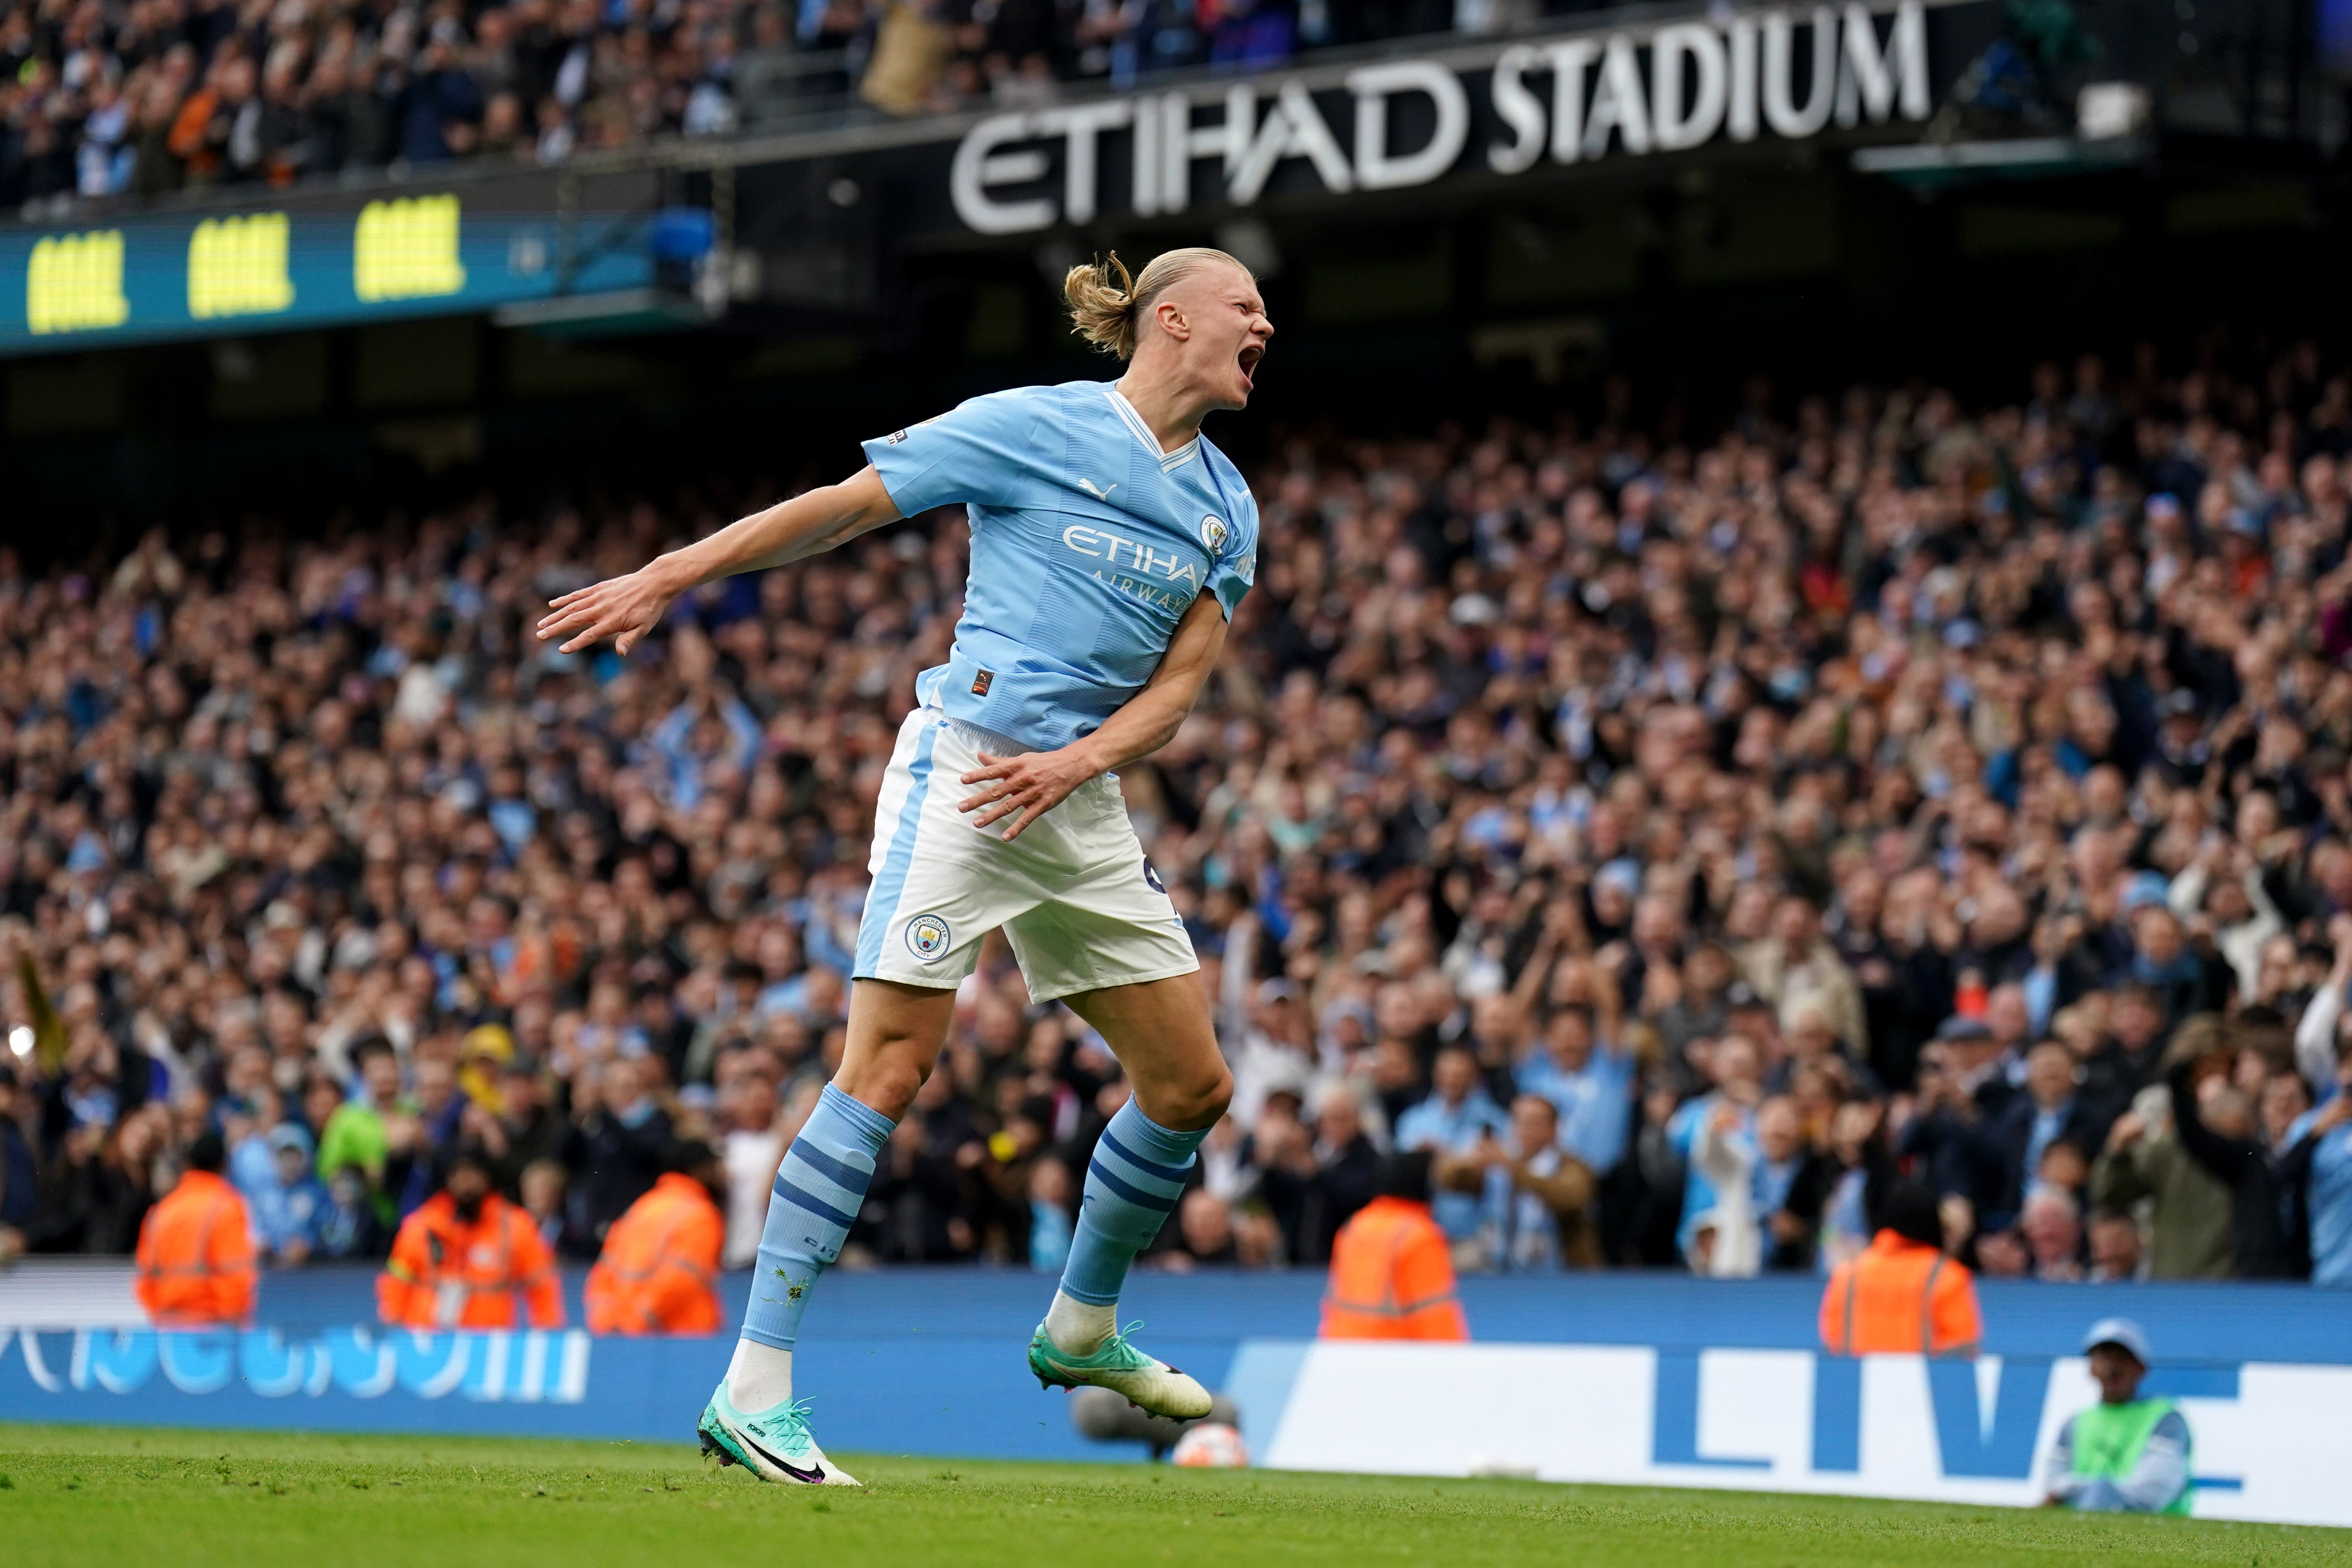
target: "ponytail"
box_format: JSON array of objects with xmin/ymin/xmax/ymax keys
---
[
  {"xmin": 1063, "ymin": 252, "xmax": 1140, "ymax": 359},
  {"xmin": 1062, "ymin": 247, "xmax": 1253, "ymax": 361}
]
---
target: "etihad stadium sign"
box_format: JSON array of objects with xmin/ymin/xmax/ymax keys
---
[{"xmin": 951, "ymin": 1, "xmax": 1936, "ymax": 235}]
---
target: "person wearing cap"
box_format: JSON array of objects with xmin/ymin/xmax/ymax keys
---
[
  {"xmin": 377, "ymin": 1142, "xmax": 565, "ymax": 1330},
  {"xmin": 243, "ymin": 1122, "xmax": 332, "ymax": 1265},
  {"xmin": 2039, "ymin": 1318, "xmax": 2192, "ymax": 1515},
  {"xmin": 134, "ymin": 1132, "xmax": 258, "ymax": 1327}
]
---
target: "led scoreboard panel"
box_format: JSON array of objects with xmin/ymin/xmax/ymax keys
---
[{"xmin": 0, "ymin": 169, "xmax": 660, "ymax": 353}]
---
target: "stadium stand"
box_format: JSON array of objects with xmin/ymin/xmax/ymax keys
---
[
  {"xmin": 0, "ymin": 0, "xmax": 1478, "ymax": 209},
  {"xmin": 5, "ymin": 337, "xmax": 2352, "ymax": 1296}
]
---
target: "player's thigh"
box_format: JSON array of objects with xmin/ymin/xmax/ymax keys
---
[
  {"xmin": 855, "ymin": 710, "xmax": 1043, "ymax": 993},
  {"xmin": 834, "ymin": 978, "xmax": 959, "ymax": 1119},
  {"xmin": 1061, "ymin": 972, "xmax": 1230, "ymax": 1131}
]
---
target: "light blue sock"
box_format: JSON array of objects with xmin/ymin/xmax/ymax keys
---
[
  {"xmin": 1058, "ymin": 1100, "xmax": 1208, "ymax": 1306},
  {"xmin": 741, "ymin": 1084, "xmax": 895, "ymax": 1351}
]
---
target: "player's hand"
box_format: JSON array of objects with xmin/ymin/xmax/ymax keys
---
[
  {"xmin": 958, "ymin": 748, "xmax": 1099, "ymax": 841},
  {"xmin": 535, "ymin": 562, "xmax": 683, "ymax": 655}
]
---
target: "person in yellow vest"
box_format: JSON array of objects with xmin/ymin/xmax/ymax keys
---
[
  {"xmin": 135, "ymin": 1132, "xmax": 258, "ymax": 1327},
  {"xmin": 2039, "ymin": 1318, "xmax": 2193, "ymax": 1514},
  {"xmin": 1320, "ymin": 1151, "xmax": 1469, "ymax": 1341},
  {"xmin": 1818, "ymin": 1181, "xmax": 1981, "ymax": 1357},
  {"xmin": 586, "ymin": 1141, "xmax": 726, "ymax": 1335}
]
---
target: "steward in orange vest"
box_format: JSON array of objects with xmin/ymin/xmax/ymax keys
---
[
  {"xmin": 378, "ymin": 1144, "xmax": 564, "ymax": 1330},
  {"xmin": 136, "ymin": 1133, "xmax": 258, "ymax": 1326},
  {"xmin": 1820, "ymin": 1181, "xmax": 1982, "ymax": 1356},
  {"xmin": 585, "ymin": 1143, "xmax": 725, "ymax": 1335},
  {"xmin": 1320, "ymin": 1151, "xmax": 1469, "ymax": 1341}
]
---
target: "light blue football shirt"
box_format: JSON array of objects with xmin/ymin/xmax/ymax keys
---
[{"xmin": 862, "ymin": 378, "xmax": 1259, "ymax": 751}]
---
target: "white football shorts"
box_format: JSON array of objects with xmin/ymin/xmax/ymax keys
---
[{"xmin": 852, "ymin": 704, "xmax": 1198, "ymax": 1002}]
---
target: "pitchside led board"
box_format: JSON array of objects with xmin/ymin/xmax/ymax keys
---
[{"xmin": 0, "ymin": 181, "xmax": 657, "ymax": 354}]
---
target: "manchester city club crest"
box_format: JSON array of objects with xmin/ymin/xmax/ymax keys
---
[
  {"xmin": 1200, "ymin": 515, "xmax": 1229, "ymax": 555},
  {"xmin": 905, "ymin": 913, "xmax": 953, "ymax": 961}
]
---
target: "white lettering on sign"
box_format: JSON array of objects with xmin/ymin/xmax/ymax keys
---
[{"xmin": 948, "ymin": 0, "xmax": 1932, "ymax": 234}]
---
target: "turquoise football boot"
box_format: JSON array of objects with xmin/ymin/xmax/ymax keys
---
[
  {"xmin": 1027, "ymin": 1321, "xmax": 1212, "ymax": 1419},
  {"xmin": 697, "ymin": 1383, "xmax": 860, "ymax": 1486}
]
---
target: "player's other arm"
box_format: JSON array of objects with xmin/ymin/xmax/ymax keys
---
[
  {"xmin": 960, "ymin": 588, "xmax": 1228, "ymax": 843},
  {"xmin": 535, "ymin": 466, "xmax": 902, "ymax": 655}
]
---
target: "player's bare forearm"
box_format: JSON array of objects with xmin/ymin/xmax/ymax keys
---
[
  {"xmin": 959, "ymin": 590, "xmax": 1229, "ymax": 841},
  {"xmin": 535, "ymin": 466, "xmax": 901, "ymax": 654}
]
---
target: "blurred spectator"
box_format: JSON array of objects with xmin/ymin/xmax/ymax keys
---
[
  {"xmin": 317, "ymin": 1038, "xmax": 411, "ymax": 1230},
  {"xmin": 1394, "ymin": 1044, "xmax": 1508, "ymax": 1248},
  {"xmin": 378, "ymin": 1144, "xmax": 564, "ymax": 1328},
  {"xmin": 719, "ymin": 1068, "xmax": 787, "ymax": 1268},
  {"xmin": 1757, "ymin": 1094, "xmax": 1837, "ymax": 1272},
  {"xmin": 561, "ymin": 1053, "xmax": 672, "ymax": 1256},
  {"xmin": 2087, "ymin": 1208, "xmax": 2144, "ymax": 1282},
  {"xmin": 0, "ymin": 1065, "xmax": 33, "ymax": 1263},
  {"xmin": 1819, "ymin": 1181, "xmax": 1981, "ymax": 1356},
  {"xmin": 134, "ymin": 1131, "xmax": 256, "ymax": 1325},
  {"xmin": 2019, "ymin": 1186, "xmax": 2086, "ymax": 1281},
  {"xmin": 1028, "ymin": 1152, "xmax": 1075, "ymax": 1271},
  {"xmin": 1439, "ymin": 1091, "xmax": 1597, "ymax": 1270},
  {"xmin": 2091, "ymin": 1081, "xmax": 2233, "ymax": 1280},
  {"xmin": 1977, "ymin": 1041, "xmax": 2107, "ymax": 1231},
  {"xmin": 1320, "ymin": 1151, "xmax": 1466, "ymax": 1340},
  {"xmin": 2165, "ymin": 1050, "xmax": 2297, "ymax": 1277},
  {"xmin": 1667, "ymin": 1033, "xmax": 1762, "ymax": 1261},
  {"xmin": 519, "ymin": 1157, "xmax": 571, "ymax": 1251},
  {"xmin": 240, "ymin": 1123, "xmax": 331, "ymax": 1265},
  {"xmin": 585, "ymin": 1140, "xmax": 725, "ymax": 1333}
]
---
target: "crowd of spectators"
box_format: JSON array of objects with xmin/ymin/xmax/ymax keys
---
[
  {"xmin": 3, "ymin": 337, "xmax": 2352, "ymax": 1299},
  {"xmin": 0, "ymin": 0, "xmax": 1525, "ymax": 211}
]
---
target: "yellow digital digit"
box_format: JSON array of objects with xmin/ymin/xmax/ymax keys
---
[
  {"xmin": 188, "ymin": 213, "xmax": 295, "ymax": 320},
  {"xmin": 26, "ymin": 230, "xmax": 130, "ymax": 335},
  {"xmin": 353, "ymin": 195, "xmax": 466, "ymax": 303}
]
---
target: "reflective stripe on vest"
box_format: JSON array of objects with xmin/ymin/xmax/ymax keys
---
[
  {"xmin": 424, "ymin": 1205, "xmax": 538, "ymax": 1325},
  {"xmin": 1833, "ymin": 1248, "xmax": 1951, "ymax": 1355},
  {"xmin": 1324, "ymin": 1209, "xmax": 1459, "ymax": 1320}
]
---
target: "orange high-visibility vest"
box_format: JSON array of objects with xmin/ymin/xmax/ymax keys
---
[
  {"xmin": 584, "ymin": 1172, "xmax": 724, "ymax": 1335},
  {"xmin": 1320, "ymin": 1196, "xmax": 1469, "ymax": 1341},
  {"xmin": 377, "ymin": 1191, "xmax": 564, "ymax": 1330},
  {"xmin": 1819, "ymin": 1229, "xmax": 1982, "ymax": 1356},
  {"xmin": 134, "ymin": 1170, "xmax": 257, "ymax": 1327}
]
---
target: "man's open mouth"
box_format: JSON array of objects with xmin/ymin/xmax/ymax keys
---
[{"xmin": 1238, "ymin": 344, "xmax": 1262, "ymax": 387}]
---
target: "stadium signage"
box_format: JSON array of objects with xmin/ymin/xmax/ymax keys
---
[
  {"xmin": 0, "ymin": 169, "xmax": 659, "ymax": 354},
  {"xmin": 950, "ymin": 1, "xmax": 1931, "ymax": 235},
  {"xmin": 1234, "ymin": 1340, "xmax": 2352, "ymax": 1529}
]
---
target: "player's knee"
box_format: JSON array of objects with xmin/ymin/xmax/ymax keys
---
[
  {"xmin": 1160, "ymin": 1064, "xmax": 1233, "ymax": 1131},
  {"xmin": 837, "ymin": 1037, "xmax": 933, "ymax": 1121}
]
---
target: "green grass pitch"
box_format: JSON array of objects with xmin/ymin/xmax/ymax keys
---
[{"xmin": 1, "ymin": 1423, "xmax": 2340, "ymax": 1567}]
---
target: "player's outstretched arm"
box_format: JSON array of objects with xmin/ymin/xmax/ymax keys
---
[
  {"xmin": 535, "ymin": 466, "xmax": 902, "ymax": 655},
  {"xmin": 959, "ymin": 589, "xmax": 1229, "ymax": 843}
]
